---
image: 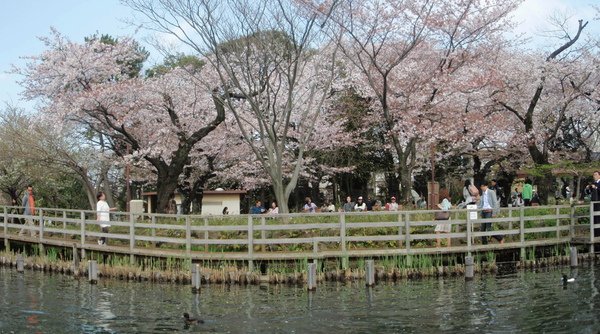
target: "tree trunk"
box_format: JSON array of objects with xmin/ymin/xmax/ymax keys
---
[
  {"xmin": 155, "ymin": 168, "xmax": 180, "ymax": 214},
  {"xmin": 534, "ymin": 173, "xmax": 553, "ymax": 205},
  {"xmin": 273, "ymin": 179, "xmax": 288, "ymax": 213}
]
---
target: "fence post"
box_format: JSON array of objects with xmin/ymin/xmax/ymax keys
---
[
  {"xmin": 38, "ymin": 209, "xmax": 44, "ymax": 253},
  {"xmin": 185, "ymin": 216, "xmax": 192, "ymax": 256},
  {"xmin": 247, "ymin": 215, "xmax": 254, "ymax": 271},
  {"xmin": 129, "ymin": 212, "xmax": 135, "ymax": 265},
  {"xmin": 340, "ymin": 212, "xmax": 346, "ymax": 253},
  {"xmin": 204, "ymin": 218, "xmax": 209, "ymax": 252},
  {"xmin": 397, "ymin": 213, "xmax": 403, "ymax": 248},
  {"xmin": 519, "ymin": 206, "xmax": 525, "ymax": 260},
  {"xmin": 570, "ymin": 205, "xmax": 575, "ymax": 239},
  {"xmin": 466, "ymin": 209, "xmax": 472, "ymax": 256},
  {"xmin": 3, "ymin": 207, "xmax": 7, "ymax": 251},
  {"xmin": 260, "ymin": 217, "xmax": 266, "ymax": 252},
  {"xmin": 80, "ymin": 211, "xmax": 86, "ymax": 260},
  {"xmin": 307, "ymin": 262, "xmax": 317, "ymax": 291},
  {"xmin": 365, "ymin": 260, "xmax": 375, "ymax": 286},
  {"xmin": 191, "ymin": 263, "xmax": 201, "ymax": 293},
  {"xmin": 72, "ymin": 243, "xmax": 80, "ymax": 275},
  {"xmin": 17, "ymin": 254, "xmax": 24, "ymax": 272},
  {"xmin": 508, "ymin": 205, "xmax": 513, "ymax": 232},
  {"xmin": 555, "ymin": 206, "xmax": 560, "ymax": 239},
  {"xmin": 590, "ymin": 202, "xmax": 596, "ymax": 254},
  {"xmin": 465, "ymin": 255, "xmax": 474, "ymax": 280},
  {"xmin": 570, "ymin": 246, "xmax": 578, "ymax": 267},
  {"xmin": 88, "ymin": 260, "xmax": 98, "ymax": 284},
  {"xmin": 404, "ymin": 212, "xmax": 411, "ymax": 251},
  {"xmin": 151, "ymin": 215, "xmax": 156, "ymax": 247},
  {"xmin": 62, "ymin": 210, "xmax": 67, "ymax": 240}
]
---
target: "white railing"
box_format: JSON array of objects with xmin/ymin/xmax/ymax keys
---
[{"xmin": 1, "ymin": 203, "xmax": 598, "ymax": 261}]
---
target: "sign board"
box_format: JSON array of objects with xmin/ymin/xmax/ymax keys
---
[{"xmin": 467, "ymin": 204, "xmax": 478, "ymax": 220}]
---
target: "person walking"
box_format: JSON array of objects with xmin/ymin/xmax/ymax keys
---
[
  {"xmin": 478, "ymin": 181, "xmax": 503, "ymax": 245},
  {"xmin": 434, "ymin": 189, "xmax": 452, "ymax": 247},
  {"xmin": 19, "ymin": 185, "xmax": 37, "ymax": 237},
  {"xmin": 522, "ymin": 179, "xmax": 533, "ymax": 206},
  {"xmin": 96, "ymin": 191, "xmax": 116, "ymax": 245}
]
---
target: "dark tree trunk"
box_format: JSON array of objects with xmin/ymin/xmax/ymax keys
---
[
  {"xmin": 534, "ymin": 173, "xmax": 554, "ymax": 205},
  {"xmin": 155, "ymin": 168, "xmax": 180, "ymax": 214},
  {"xmin": 385, "ymin": 172, "xmax": 400, "ymax": 198}
]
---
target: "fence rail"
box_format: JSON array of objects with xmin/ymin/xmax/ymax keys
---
[{"xmin": 1, "ymin": 203, "xmax": 599, "ymax": 262}]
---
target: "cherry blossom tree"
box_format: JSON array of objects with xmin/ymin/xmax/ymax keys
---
[
  {"xmin": 301, "ymin": 0, "xmax": 523, "ymax": 202},
  {"xmin": 15, "ymin": 30, "xmax": 226, "ymax": 212},
  {"xmin": 490, "ymin": 19, "xmax": 600, "ymax": 202},
  {"xmin": 122, "ymin": 0, "xmax": 343, "ymax": 213}
]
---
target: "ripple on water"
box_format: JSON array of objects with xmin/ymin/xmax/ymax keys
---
[{"xmin": 1, "ymin": 266, "xmax": 600, "ymax": 333}]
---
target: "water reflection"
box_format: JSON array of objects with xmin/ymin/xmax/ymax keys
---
[{"xmin": 1, "ymin": 265, "xmax": 600, "ymax": 333}]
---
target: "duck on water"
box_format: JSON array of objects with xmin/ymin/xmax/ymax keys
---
[{"xmin": 183, "ymin": 312, "xmax": 204, "ymax": 325}]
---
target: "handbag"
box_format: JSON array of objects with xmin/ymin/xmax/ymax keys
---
[{"xmin": 434, "ymin": 211, "xmax": 450, "ymax": 220}]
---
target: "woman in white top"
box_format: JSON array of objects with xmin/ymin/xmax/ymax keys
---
[
  {"xmin": 434, "ymin": 189, "xmax": 452, "ymax": 247},
  {"xmin": 458, "ymin": 180, "xmax": 474, "ymax": 208},
  {"xmin": 354, "ymin": 196, "xmax": 367, "ymax": 211},
  {"xmin": 267, "ymin": 201, "xmax": 279, "ymax": 214},
  {"xmin": 96, "ymin": 192, "xmax": 116, "ymax": 245}
]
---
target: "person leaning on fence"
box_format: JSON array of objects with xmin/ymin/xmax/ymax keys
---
[
  {"xmin": 434, "ymin": 189, "xmax": 452, "ymax": 247},
  {"xmin": 96, "ymin": 191, "xmax": 116, "ymax": 245},
  {"xmin": 478, "ymin": 181, "xmax": 504, "ymax": 245},
  {"xmin": 19, "ymin": 185, "xmax": 37, "ymax": 237}
]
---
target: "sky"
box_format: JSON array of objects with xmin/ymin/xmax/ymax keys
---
[{"xmin": 0, "ymin": 0, "xmax": 598, "ymax": 109}]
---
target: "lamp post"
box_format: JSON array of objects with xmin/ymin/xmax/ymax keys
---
[
  {"xmin": 126, "ymin": 143, "xmax": 131, "ymax": 212},
  {"xmin": 427, "ymin": 144, "xmax": 439, "ymax": 209}
]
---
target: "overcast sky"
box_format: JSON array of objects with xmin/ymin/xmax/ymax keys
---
[{"xmin": 1, "ymin": 0, "xmax": 598, "ymax": 109}]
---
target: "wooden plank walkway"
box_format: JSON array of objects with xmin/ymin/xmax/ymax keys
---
[{"xmin": 2, "ymin": 203, "xmax": 599, "ymax": 262}]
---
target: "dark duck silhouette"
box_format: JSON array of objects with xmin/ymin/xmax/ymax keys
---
[{"xmin": 183, "ymin": 312, "xmax": 204, "ymax": 325}]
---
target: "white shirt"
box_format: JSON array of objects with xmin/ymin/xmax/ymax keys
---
[
  {"xmin": 387, "ymin": 202, "xmax": 399, "ymax": 211},
  {"xmin": 482, "ymin": 190, "xmax": 492, "ymax": 210},
  {"xmin": 97, "ymin": 200, "xmax": 111, "ymax": 227}
]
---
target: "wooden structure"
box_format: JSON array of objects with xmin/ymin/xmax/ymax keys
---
[
  {"xmin": 142, "ymin": 189, "xmax": 246, "ymax": 214},
  {"xmin": 1, "ymin": 203, "xmax": 599, "ymax": 265},
  {"xmin": 202, "ymin": 190, "xmax": 246, "ymax": 215}
]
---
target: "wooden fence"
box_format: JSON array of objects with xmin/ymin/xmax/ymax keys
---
[{"xmin": 1, "ymin": 203, "xmax": 599, "ymax": 263}]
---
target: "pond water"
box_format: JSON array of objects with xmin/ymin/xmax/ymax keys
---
[{"xmin": 1, "ymin": 264, "xmax": 599, "ymax": 333}]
